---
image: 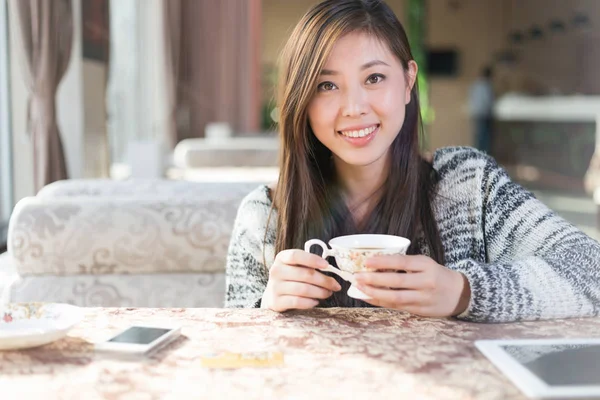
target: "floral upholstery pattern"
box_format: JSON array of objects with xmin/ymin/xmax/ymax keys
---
[{"xmin": 9, "ymin": 180, "xmax": 261, "ymax": 276}]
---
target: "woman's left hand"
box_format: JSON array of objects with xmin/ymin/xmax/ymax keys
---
[{"xmin": 354, "ymin": 255, "xmax": 471, "ymax": 317}]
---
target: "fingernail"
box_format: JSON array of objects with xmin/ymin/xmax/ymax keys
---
[
  {"xmin": 319, "ymin": 259, "xmax": 329, "ymax": 268},
  {"xmin": 335, "ymin": 282, "xmax": 342, "ymax": 291}
]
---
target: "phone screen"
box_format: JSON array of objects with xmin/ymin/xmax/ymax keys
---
[{"xmin": 108, "ymin": 327, "xmax": 172, "ymax": 345}]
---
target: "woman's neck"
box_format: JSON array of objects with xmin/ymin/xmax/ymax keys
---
[{"xmin": 334, "ymin": 153, "xmax": 390, "ymax": 222}]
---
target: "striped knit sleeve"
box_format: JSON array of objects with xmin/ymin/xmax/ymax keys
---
[
  {"xmin": 451, "ymin": 153, "xmax": 600, "ymax": 322},
  {"xmin": 224, "ymin": 188, "xmax": 271, "ymax": 308}
]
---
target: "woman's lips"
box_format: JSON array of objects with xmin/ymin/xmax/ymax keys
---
[{"xmin": 338, "ymin": 124, "xmax": 379, "ymax": 147}]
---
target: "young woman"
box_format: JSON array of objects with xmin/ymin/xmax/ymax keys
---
[{"xmin": 225, "ymin": 0, "xmax": 600, "ymax": 322}]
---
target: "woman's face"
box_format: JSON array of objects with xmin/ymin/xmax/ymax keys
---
[{"xmin": 307, "ymin": 31, "xmax": 417, "ymax": 168}]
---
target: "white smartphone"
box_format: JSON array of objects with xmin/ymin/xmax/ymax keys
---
[{"xmin": 95, "ymin": 325, "xmax": 181, "ymax": 355}]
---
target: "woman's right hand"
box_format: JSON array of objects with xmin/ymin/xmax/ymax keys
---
[{"xmin": 261, "ymin": 249, "xmax": 342, "ymax": 312}]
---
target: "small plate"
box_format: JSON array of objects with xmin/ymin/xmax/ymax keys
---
[{"xmin": 0, "ymin": 303, "xmax": 85, "ymax": 350}]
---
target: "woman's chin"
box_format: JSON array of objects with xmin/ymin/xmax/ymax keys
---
[{"xmin": 335, "ymin": 152, "xmax": 387, "ymax": 168}]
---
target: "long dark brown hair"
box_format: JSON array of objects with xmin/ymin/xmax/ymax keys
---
[{"xmin": 272, "ymin": 0, "xmax": 444, "ymax": 305}]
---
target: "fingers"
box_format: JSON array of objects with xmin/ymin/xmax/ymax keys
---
[
  {"xmin": 354, "ymin": 271, "xmax": 432, "ymax": 290},
  {"xmin": 364, "ymin": 254, "xmax": 431, "ymax": 272},
  {"xmin": 267, "ymin": 249, "xmax": 345, "ymax": 313},
  {"xmin": 276, "ymin": 249, "xmax": 329, "ymax": 269},
  {"xmin": 352, "ymin": 255, "xmax": 465, "ymax": 318},
  {"xmin": 274, "ymin": 296, "xmax": 319, "ymax": 311},
  {"xmin": 275, "ymin": 281, "xmax": 333, "ymax": 300},
  {"xmin": 356, "ymin": 285, "xmax": 424, "ymax": 307},
  {"xmin": 271, "ymin": 263, "xmax": 342, "ymax": 292}
]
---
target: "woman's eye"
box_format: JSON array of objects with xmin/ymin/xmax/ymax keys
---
[
  {"xmin": 366, "ymin": 74, "xmax": 385, "ymax": 84},
  {"xmin": 317, "ymin": 82, "xmax": 337, "ymax": 91}
]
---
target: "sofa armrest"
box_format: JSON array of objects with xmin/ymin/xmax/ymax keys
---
[
  {"xmin": 8, "ymin": 184, "xmax": 254, "ymax": 276},
  {"xmin": 37, "ymin": 179, "xmax": 260, "ymax": 199}
]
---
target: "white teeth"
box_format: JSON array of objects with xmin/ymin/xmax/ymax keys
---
[{"xmin": 340, "ymin": 125, "xmax": 378, "ymax": 138}]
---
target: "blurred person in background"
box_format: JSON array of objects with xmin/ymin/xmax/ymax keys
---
[{"xmin": 469, "ymin": 66, "xmax": 495, "ymax": 154}]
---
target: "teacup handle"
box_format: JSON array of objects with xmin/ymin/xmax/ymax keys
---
[{"xmin": 304, "ymin": 239, "xmax": 332, "ymax": 260}]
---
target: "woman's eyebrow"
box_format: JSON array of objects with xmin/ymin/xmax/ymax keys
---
[{"xmin": 320, "ymin": 59, "xmax": 390, "ymax": 76}]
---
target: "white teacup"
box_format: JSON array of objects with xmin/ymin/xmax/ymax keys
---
[{"xmin": 304, "ymin": 234, "xmax": 411, "ymax": 300}]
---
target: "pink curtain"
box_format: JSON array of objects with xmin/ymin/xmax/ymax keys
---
[
  {"xmin": 9, "ymin": 0, "xmax": 73, "ymax": 192},
  {"xmin": 182, "ymin": 0, "xmax": 261, "ymax": 138},
  {"xmin": 162, "ymin": 0, "xmax": 182, "ymax": 149}
]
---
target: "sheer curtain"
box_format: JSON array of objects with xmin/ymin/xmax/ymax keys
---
[
  {"xmin": 107, "ymin": 0, "xmax": 176, "ymax": 177},
  {"xmin": 8, "ymin": 0, "xmax": 73, "ymax": 192}
]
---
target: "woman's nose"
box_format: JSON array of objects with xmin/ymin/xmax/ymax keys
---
[{"xmin": 341, "ymin": 87, "xmax": 368, "ymax": 118}]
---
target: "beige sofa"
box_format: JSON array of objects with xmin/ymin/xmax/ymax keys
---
[{"xmin": 1, "ymin": 179, "xmax": 266, "ymax": 308}]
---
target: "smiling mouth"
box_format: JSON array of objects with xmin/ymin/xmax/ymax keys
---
[
  {"xmin": 337, "ymin": 124, "xmax": 381, "ymax": 145},
  {"xmin": 337, "ymin": 124, "xmax": 380, "ymax": 138}
]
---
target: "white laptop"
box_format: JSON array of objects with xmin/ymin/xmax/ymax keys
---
[{"xmin": 476, "ymin": 339, "xmax": 600, "ymax": 399}]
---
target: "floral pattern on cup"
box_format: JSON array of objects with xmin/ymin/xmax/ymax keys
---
[{"xmin": 336, "ymin": 248, "xmax": 404, "ymax": 273}]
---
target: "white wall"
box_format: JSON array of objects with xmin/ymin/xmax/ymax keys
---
[
  {"xmin": 9, "ymin": 0, "xmax": 84, "ymax": 201},
  {"xmin": 106, "ymin": 0, "xmax": 137, "ymax": 165}
]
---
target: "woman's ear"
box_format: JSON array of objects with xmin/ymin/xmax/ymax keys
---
[{"xmin": 405, "ymin": 60, "xmax": 418, "ymax": 104}]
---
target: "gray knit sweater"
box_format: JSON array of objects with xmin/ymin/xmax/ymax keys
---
[{"xmin": 225, "ymin": 147, "xmax": 600, "ymax": 322}]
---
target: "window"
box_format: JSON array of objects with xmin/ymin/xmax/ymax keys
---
[{"xmin": 0, "ymin": 0, "xmax": 13, "ymax": 250}]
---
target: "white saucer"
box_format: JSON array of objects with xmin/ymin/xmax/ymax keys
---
[
  {"xmin": 0, "ymin": 303, "xmax": 85, "ymax": 350},
  {"xmin": 347, "ymin": 285, "xmax": 372, "ymax": 300}
]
